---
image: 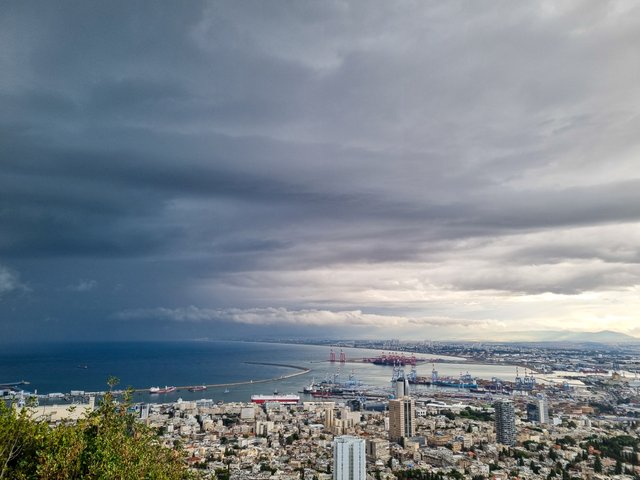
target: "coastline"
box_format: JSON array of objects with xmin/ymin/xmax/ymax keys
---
[
  {"xmin": 131, "ymin": 362, "xmax": 311, "ymax": 394},
  {"xmin": 244, "ymin": 339, "xmax": 540, "ymax": 372},
  {"xmin": 2, "ymin": 340, "xmax": 536, "ymax": 398}
]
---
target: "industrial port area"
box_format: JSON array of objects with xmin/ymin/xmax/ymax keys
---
[{"xmin": 6, "ymin": 340, "xmax": 640, "ymax": 479}]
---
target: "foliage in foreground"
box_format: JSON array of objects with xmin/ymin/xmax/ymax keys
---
[{"xmin": 0, "ymin": 383, "xmax": 193, "ymax": 480}]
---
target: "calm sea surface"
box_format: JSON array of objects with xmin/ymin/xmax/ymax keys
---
[{"xmin": 0, "ymin": 341, "xmax": 522, "ymax": 402}]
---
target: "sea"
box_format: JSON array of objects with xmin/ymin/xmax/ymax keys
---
[{"xmin": 0, "ymin": 341, "xmax": 523, "ymax": 403}]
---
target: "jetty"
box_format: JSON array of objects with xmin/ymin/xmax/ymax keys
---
[{"xmin": 131, "ymin": 362, "xmax": 311, "ymax": 394}]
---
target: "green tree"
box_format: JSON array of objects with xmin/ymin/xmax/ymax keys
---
[
  {"xmin": 79, "ymin": 388, "xmax": 191, "ymax": 479},
  {"xmin": 0, "ymin": 380, "xmax": 194, "ymax": 479},
  {"xmin": 442, "ymin": 410, "xmax": 456, "ymax": 420},
  {"xmin": 615, "ymin": 458, "xmax": 623, "ymax": 475},
  {"xmin": 530, "ymin": 461, "xmax": 540, "ymax": 474},
  {"xmin": 0, "ymin": 401, "xmax": 48, "ymax": 479},
  {"xmin": 36, "ymin": 421, "xmax": 87, "ymax": 479},
  {"xmin": 594, "ymin": 455, "xmax": 602, "ymax": 473}
]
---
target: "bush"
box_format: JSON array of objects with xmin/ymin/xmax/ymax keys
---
[{"xmin": 0, "ymin": 382, "xmax": 193, "ymax": 479}]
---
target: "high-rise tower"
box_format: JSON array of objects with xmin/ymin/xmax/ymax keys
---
[
  {"xmin": 527, "ymin": 396, "xmax": 549, "ymax": 424},
  {"xmin": 494, "ymin": 400, "xmax": 516, "ymax": 446},
  {"xmin": 395, "ymin": 376, "xmax": 410, "ymax": 398},
  {"xmin": 333, "ymin": 436, "xmax": 366, "ymax": 480},
  {"xmin": 388, "ymin": 397, "xmax": 415, "ymax": 443}
]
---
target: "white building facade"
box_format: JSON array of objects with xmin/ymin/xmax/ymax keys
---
[{"xmin": 333, "ymin": 435, "xmax": 366, "ymax": 480}]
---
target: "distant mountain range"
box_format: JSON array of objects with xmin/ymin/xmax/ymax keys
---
[{"xmin": 463, "ymin": 329, "xmax": 640, "ymax": 344}]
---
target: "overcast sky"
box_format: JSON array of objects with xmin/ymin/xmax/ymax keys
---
[{"xmin": 2, "ymin": 1, "xmax": 640, "ymax": 342}]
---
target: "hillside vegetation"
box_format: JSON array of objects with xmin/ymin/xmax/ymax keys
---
[{"xmin": 0, "ymin": 380, "xmax": 193, "ymax": 480}]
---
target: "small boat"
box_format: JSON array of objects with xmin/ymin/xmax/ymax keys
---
[
  {"xmin": 223, "ymin": 388, "xmax": 230, "ymax": 394},
  {"xmin": 149, "ymin": 386, "xmax": 176, "ymax": 394},
  {"xmin": 188, "ymin": 385, "xmax": 207, "ymax": 392}
]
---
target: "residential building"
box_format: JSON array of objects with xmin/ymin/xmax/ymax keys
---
[
  {"xmin": 494, "ymin": 400, "xmax": 516, "ymax": 446},
  {"xmin": 527, "ymin": 396, "xmax": 549, "ymax": 424},
  {"xmin": 333, "ymin": 435, "xmax": 366, "ymax": 480},
  {"xmin": 389, "ymin": 397, "xmax": 415, "ymax": 443}
]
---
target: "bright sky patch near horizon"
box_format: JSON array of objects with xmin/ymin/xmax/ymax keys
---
[{"xmin": 2, "ymin": 1, "xmax": 640, "ymax": 342}]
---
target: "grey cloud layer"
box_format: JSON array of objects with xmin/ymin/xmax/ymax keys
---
[
  {"xmin": 115, "ymin": 306, "xmax": 486, "ymax": 330},
  {"xmin": 2, "ymin": 1, "xmax": 640, "ymax": 339}
]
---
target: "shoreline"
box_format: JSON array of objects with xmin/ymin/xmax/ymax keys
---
[
  {"xmin": 246, "ymin": 339, "xmax": 541, "ymax": 372},
  {"xmin": 132, "ymin": 362, "xmax": 311, "ymax": 394},
  {"xmin": 5, "ymin": 340, "xmax": 539, "ymax": 397},
  {"xmin": 7, "ymin": 362, "xmax": 311, "ymax": 399}
]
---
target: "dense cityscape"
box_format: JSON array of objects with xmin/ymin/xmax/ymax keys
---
[
  {"xmin": 5, "ymin": 339, "xmax": 640, "ymax": 479},
  {"xmin": 3, "ymin": 1, "xmax": 640, "ymax": 479}
]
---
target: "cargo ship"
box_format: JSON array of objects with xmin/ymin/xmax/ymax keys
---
[
  {"xmin": 149, "ymin": 386, "xmax": 177, "ymax": 394},
  {"xmin": 433, "ymin": 378, "xmax": 478, "ymax": 389},
  {"xmin": 188, "ymin": 385, "xmax": 207, "ymax": 392},
  {"xmin": 310, "ymin": 390, "xmax": 332, "ymax": 398},
  {"xmin": 250, "ymin": 394, "xmax": 300, "ymax": 404},
  {"xmin": 366, "ymin": 352, "xmax": 417, "ymax": 366},
  {"xmin": 302, "ymin": 369, "xmax": 365, "ymax": 399},
  {"xmin": 431, "ymin": 369, "xmax": 478, "ymax": 389}
]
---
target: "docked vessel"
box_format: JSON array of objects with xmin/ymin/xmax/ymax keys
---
[
  {"xmin": 250, "ymin": 394, "xmax": 299, "ymax": 404},
  {"xmin": 149, "ymin": 386, "xmax": 177, "ymax": 394},
  {"xmin": 302, "ymin": 378, "xmax": 315, "ymax": 394},
  {"xmin": 431, "ymin": 369, "xmax": 478, "ymax": 389},
  {"xmin": 310, "ymin": 390, "xmax": 332, "ymax": 398},
  {"xmin": 304, "ymin": 370, "xmax": 371, "ymax": 399},
  {"xmin": 366, "ymin": 352, "xmax": 417, "ymax": 366},
  {"xmin": 433, "ymin": 378, "xmax": 478, "ymax": 389},
  {"xmin": 188, "ymin": 385, "xmax": 207, "ymax": 392}
]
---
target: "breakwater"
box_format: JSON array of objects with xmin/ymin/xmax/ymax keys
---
[{"xmin": 132, "ymin": 362, "xmax": 310, "ymax": 393}]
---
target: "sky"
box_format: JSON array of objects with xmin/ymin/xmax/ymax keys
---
[{"xmin": 2, "ymin": 1, "xmax": 640, "ymax": 342}]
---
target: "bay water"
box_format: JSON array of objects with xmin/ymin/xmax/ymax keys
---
[{"xmin": 0, "ymin": 341, "xmax": 522, "ymax": 402}]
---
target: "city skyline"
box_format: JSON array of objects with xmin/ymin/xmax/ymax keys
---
[{"xmin": 3, "ymin": 1, "xmax": 640, "ymax": 342}]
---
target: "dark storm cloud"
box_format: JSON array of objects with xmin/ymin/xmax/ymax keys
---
[{"xmin": 2, "ymin": 1, "xmax": 640, "ymax": 340}]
